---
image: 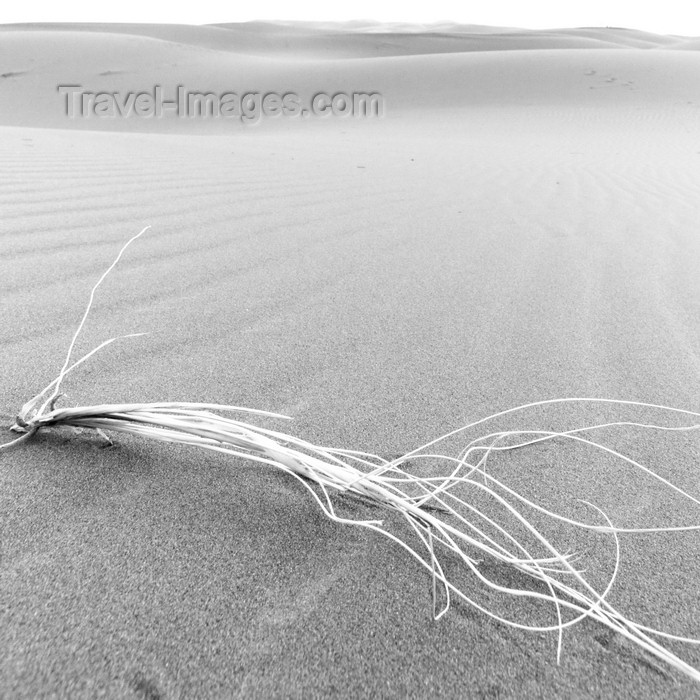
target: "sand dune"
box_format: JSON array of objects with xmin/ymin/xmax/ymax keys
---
[
  {"xmin": 1, "ymin": 23, "xmax": 700, "ymax": 132},
  {"xmin": 2, "ymin": 21, "xmax": 700, "ymax": 700},
  {"xmin": 2, "ymin": 21, "xmax": 693, "ymax": 54}
]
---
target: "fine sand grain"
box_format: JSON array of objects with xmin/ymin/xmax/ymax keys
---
[{"xmin": 1, "ymin": 22, "xmax": 700, "ymax": 699}]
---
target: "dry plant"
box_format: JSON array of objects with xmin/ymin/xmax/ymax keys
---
[{"xmin": 3, "ymin": 226, "xmax": 700, "ymax": 682}]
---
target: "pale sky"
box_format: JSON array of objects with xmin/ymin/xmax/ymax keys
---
[{"xmin": 2, "ymin": 1, "xmax": 697, "ymax": 37}]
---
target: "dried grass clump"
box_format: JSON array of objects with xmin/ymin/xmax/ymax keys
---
[{"xmin": 3, "ymin": 227, "xmax": 700, "ymax": 682}]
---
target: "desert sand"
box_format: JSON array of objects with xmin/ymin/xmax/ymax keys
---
[{"xmin": 1, "ymin": 21, "xmax": 700, "ymax": 699}]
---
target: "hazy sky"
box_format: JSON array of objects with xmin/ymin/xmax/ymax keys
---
[{"xmin": 2, "ymin": 1, "xmax": 697, "ymax": 36}]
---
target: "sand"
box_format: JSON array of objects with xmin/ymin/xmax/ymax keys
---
[{"xmin": 1, "ymin": 21, "xmax": 700, "ymax": 699}]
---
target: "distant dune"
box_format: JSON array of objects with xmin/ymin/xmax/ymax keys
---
[{"xmin": 0, "ymin": 22, "xmax": 699, "ymax": 131}]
